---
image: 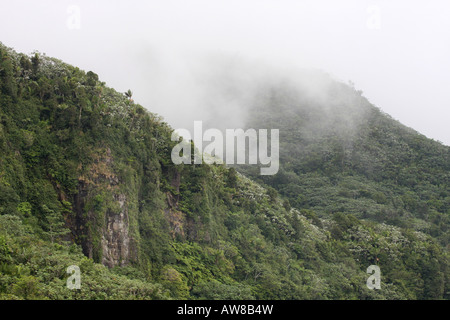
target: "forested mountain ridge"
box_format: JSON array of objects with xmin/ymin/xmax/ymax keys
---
[
  {"xmin": 0, "ymin": 43, "xmax": 448, "ymax": 300},
  {"xmin": 236, "ymin": 69, "xmax": 450, "ymax": 246}
]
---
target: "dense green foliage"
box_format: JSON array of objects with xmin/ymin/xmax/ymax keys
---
[
  {"xmin": 240, "ymin": 74, "xmax": 449, "ymax": 245},
  {"xmin": 0, "ymin": 43, "xmax": 448, "ymax": 299}
]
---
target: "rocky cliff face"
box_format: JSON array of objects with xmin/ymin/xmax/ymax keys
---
[
  {"xmin": 72, "ymin": 148, "xmax": 136, "ymax": 267},
  {"xmin": 101, "ymin": 193, "xmax": 132, "ymax": 267}
]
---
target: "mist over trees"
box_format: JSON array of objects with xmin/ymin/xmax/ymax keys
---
[{"xmin": 0, "ymin": 42, "xmax": 449, "ymax": 300}]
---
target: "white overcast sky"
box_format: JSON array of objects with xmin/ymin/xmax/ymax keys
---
[{"xmin": 1, "ymin": 0, "xmax": 449, "ymax": 145}]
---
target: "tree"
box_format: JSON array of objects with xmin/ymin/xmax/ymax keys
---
[
  {"xmin": 0, "ymin": 48, "xmax": 17, "ymax": 97},
  {"xmin": 160, "ymin": 266, "xmax": 190, "ymax": 299},
  {"xmin": 42, "ymin": 205, "xmax": 70, "ymax": 243},
  {"xmin": 12, "ymin": 276, "xmax": 42, "ymax": 300},
  {"xmin": 124, "ymin": 89, "xmax": 133, "ymax": 102},
  {"xmin": 31, "ymin": 52, "xmax": 40, "ymax": 79},
  {"xmin": 0, "ymin": 235, "xmax": 12, "ymax": 263},
  {"xmin": 86, "ymin": 71, "xmax": 99, "ymax": 87},
  {"xmin": 266, "ymin": 187, "xmax": 278, "ymax": 203}
]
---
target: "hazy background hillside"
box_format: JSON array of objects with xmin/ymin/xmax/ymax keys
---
[
  {"xmin": 174, "ymin": 57, "xmax": 450, "ymax": 247},
  {"xmin": 1, "ymin": 0, "xmax": 449, "ymax": 145}
]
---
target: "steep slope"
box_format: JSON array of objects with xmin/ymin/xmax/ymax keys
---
[
  {"xmin": 0, "ymin": 43, "xmax": 448, "ymax": 299},
  {"xmin": 216, "ymin": 67, "xmax": 450, "ymax": 247}
]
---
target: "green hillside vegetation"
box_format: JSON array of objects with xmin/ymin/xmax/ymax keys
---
[
  {"xmin": 239, "ymin": 72, "xmax": 449, "ymax": 247},
  {"xmin": 0, "ymin": 43, "xmax": 448, "ymax": 300}
]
